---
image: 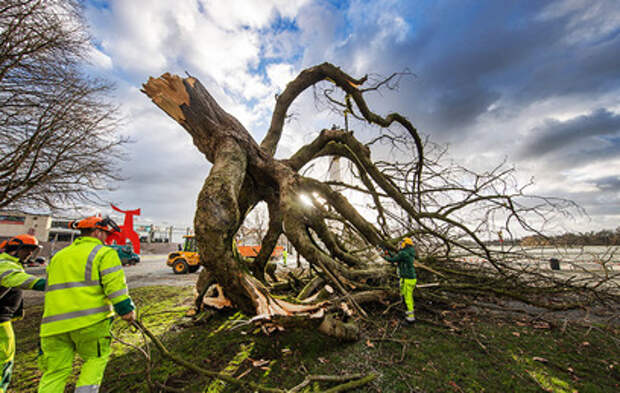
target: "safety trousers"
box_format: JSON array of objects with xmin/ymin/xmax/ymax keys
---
[
  {"xmin": 399, "ymin": 278, "xmax": 417, "ymax": 315},
  {"xmin": 0, "ymin": 321, "xmax": 15, "ymax": 393},
  {"xmin": 38, "ymin": 318, "xmax": 112, "ymax": 393}
]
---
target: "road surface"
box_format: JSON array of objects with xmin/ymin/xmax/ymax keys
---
[{"xmin": 22, "ymin": 254, "xmax": 198, "ymax": 306}]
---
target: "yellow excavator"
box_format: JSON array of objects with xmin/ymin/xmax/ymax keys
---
[
  {"xmin": 166, "ymin": 235, "xmax": 200, "ymax": 274},
  {"xmin": 167, "ymin": 235, "xmax": 284, "ymax": 275}
]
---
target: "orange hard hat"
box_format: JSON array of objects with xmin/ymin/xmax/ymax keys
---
[
  {"xmin": 0, "ymin": 234, "xmax": 41, "ymax": 251},
  {"xmin": 69, "ymin": 216, "xmax": 120, "ymax": 233}
]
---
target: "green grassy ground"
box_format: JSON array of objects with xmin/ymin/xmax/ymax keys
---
[{"xmin": 12, "ymin": 286, "xmax": 619, "ymax": 392}]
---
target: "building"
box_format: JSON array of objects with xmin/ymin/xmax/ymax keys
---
[
  {"xmin": 0, "ymin": 211, "xmax": 52, "ymax": 241},
  {"xmin": 0, "ymin": 211, "xmax": 83, "ymax": 242},
  {"xmin": 48, "ymin": 217, "xmax": 80, "ymax": 242},
  {"xmin": 1, "ymin": 210, "xmax": 186, "ymax": 244}
]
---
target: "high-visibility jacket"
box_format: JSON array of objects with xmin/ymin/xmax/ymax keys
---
[
  {"xmin": 0, "ymin": 252, "xmax": 46, "ymax": 322},
  {"xmin": 40, "ymin": 237, "xmax": 134, "ymax": 337}
]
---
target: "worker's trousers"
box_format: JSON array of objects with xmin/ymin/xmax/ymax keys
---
[
  {"xmin": 0, "ymin": 321, "xmax": 15, "ymax": 393},
  {"xmin": 38, "ymin": 318, "xmax": 112, "ymax": 393},
  {"xmin": 399, "ymin": 278, "xmax": 417, "ymax": 315}
]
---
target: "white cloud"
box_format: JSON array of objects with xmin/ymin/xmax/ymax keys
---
[
  {"xmin": 538, "ymin": 0, "xmax": 620, "ymax": 44},
  {"xmin": 86, "ymin": 45, "xmax": 113, "ymax": 69},
  {"xmin": 296, "ymin": 2, "xmax": 346, "ymax": 65},
  {"xmin": 85, "ymin": 0, "xmax": 317, "ymax": 127},
  {"xmin": 81, "ymin": 0, "xmax": 317, "ymax": 227},
  {"xmin": 266, "ymin": 63, "xmax": 296, "ymax": 91},
  {"xmin": 262, "ymin": 29, "xmax": 303, "ymax": 59},
  {"xmin": 568, "ymin": 159, "xmax": 620, "ymax": 183},
  {"xmin": 199, "ymin": 0, "xmax": 310, "ymax": 28},
  {"xmin": 373, "ymin": 13, "xmax": 409, "ymax": 46}
]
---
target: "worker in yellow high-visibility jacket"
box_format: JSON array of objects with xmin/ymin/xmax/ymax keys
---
[
  {"xmin": 38, "ymin": 216, "xmax": 136, "ymax": 393},
  {"xmin": 0, "ymin": 234, "xmax": 46, "ymax": 393}
]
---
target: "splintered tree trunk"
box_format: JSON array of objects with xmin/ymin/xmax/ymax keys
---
[
  {"xmin": 143, "ymin": 64, "xmax": 426, "ymax": 340},
  {"xmin": 142, "ymin": 74, "xmax": 328, "ymax": 322}
]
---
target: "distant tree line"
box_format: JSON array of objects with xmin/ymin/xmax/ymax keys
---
[{"xmin": 518, "ymin": 227, "xmax": 620, "ymax": 246}]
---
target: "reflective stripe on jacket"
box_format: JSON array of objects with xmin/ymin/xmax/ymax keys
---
[
  {"xmin": 0, "ymin": 253, "xmax": 42, "ymax": 290},
  {"xmin": 0, "ymin": 253, "xmax": 45, "ymax": 322},
  {"xmin": 40, "ymin": 237, "xmax": 132, "ymax": 337}
]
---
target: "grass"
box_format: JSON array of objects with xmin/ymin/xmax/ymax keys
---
[{"xmin": 12, "ymin": 286, "xmax": 620, "ymax": 392}]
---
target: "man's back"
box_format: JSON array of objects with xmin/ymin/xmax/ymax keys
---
[{"xmin": 41, "ymin": 237, "xmax": 120, "ymax": 337}]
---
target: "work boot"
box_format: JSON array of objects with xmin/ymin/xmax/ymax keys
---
[{"xmin": 405, "ymin": 311, "xmax": 415, "ymax": 323}]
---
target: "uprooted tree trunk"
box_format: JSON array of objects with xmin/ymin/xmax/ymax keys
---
[
  {"xmin": 142, "ymin": 65, "xmax": 383, "ymax": 338},
  {"xmin": 143, "ymin": 63, "xmax": 619, "ymax": 339}
]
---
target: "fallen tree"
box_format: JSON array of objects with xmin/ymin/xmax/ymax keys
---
[{"xmin": 142, "ymin": 63, "xmax": 619, "ymax": 340}]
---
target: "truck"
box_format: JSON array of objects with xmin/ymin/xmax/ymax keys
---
[{"xmin": 166, "ymin": 235, "xmax": 284, "ymax": 274}]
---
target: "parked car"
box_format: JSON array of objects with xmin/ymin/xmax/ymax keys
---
[{"xmin": 109, "ymin": 244, "xmax": 140, "ymax": 266}]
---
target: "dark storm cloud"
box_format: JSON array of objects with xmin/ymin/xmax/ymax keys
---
[
  {"xmin": 412, "ymin": 3, "xmax": 569, "ymax": 128},
  {"xmin": 518, "ymin": 29, "xmax": 620, "ymax": 101},
  {"xmin": 519, "ymin": 108, "xmax": 620, "ymax": 158},
  {"xmin": 302, "ymin": 0, "xmax": 620, "ymax": 232},
  {"xmin": 432, "ymin": 86, "xmax": 501, "ymax": 129},
  {"xmin": 324, "ymin": 0, "xmax": 619, "ymax": 136},
  {"xmin": 594, "ymin": 176, "xmax": 620, "ymax": 192}
]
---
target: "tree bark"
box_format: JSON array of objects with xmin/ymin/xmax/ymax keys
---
[{"xmin": 142, "ymin": 73, "xmax": 334, "ymax": 323}]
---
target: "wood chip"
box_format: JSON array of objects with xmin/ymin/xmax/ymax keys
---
[
  {"xmin": 252, "ymin": 359, "xmax": 270, "ymax": 367},
  {"xmin": 341, "ymin": 302, "xmax": 354, "ymax": 317}
]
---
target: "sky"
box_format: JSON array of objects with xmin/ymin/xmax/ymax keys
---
[{"xmin": 81, "ymin": 0, "xmax": 620, "ymax": 235}]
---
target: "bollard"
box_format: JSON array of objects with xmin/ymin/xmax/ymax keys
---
[{"xmin": 549, "ymin": 258, "xmax": 560, "ymax": 270}]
